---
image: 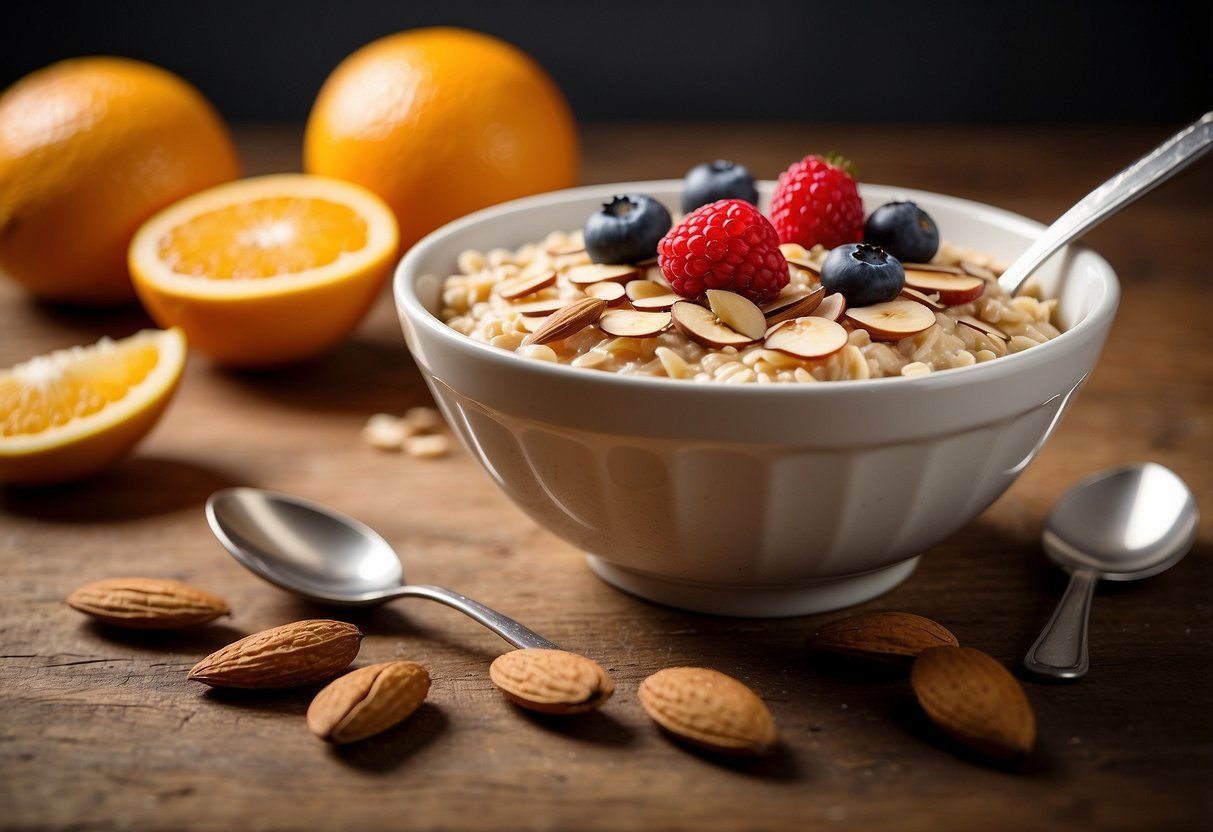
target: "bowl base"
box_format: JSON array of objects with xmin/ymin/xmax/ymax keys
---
[{"xmin": 584, "ymin": 556, "xmax": 919, "ymax": 618}]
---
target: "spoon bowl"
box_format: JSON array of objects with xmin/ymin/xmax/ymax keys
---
[
  {"xmin": 206, "ymin": 487, "xmax": 558, "ymax": 649},
  {"xmin": 1023, "ymin": 463, "xmax": 1198, "ymax": 680}
]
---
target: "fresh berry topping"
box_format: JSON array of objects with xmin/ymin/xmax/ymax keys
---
[
  {"xmin": 863, "ymin": 201, "xmax": 940, "ymax": 262},
  {"xmin": 584, "ymin": 194, "xmax": 672, "ymax": 264},
  {"xmin": 820, "ymin": 243, "xmax": 905, "ymax": 307},
  {"xmin": 657, "ymin": 199, "xmax": 789, "ymax": 304},
  {"xmin": 768, "ymin": 154, "xmax": 864, "ymax": 250},
  {"xmin": 681, "ymin": 160, "xmax": 759, "ymax": 213}
]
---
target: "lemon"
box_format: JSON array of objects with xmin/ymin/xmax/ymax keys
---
[
  {"xmin": 0, "ymin": 328, "xmax": 187, "ymax": 485},
  {"xmin": 128, "ymin": 174, "xmax": 399, "ymax": 368}
]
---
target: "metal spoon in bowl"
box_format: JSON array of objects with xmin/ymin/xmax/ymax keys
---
[
  {"xmin": 1022, "ymin": 463, "xmax": 1198, "ymax": 680},
  {"xmin": 998, "ymin": 111, "xmax": 1212, "ymax": 297},
  {"xmin": 205, "ymin": 487, "xmax": 558, "ymax": 650}
]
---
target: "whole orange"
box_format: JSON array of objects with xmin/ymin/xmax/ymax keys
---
[
  {"xmin": 304, "ymin": 27, "xmax": 580, "ymax": 249},
  {"xmin": 0, "ymin": 57, "xmax": 240, "ymax": 305}
]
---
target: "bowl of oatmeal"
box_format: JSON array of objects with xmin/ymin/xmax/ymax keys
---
[{"xmin": 394, "ymin": 180, "xmax": 1118, "ymax": 616}]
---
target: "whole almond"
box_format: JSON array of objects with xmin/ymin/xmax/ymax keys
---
[
  {"xmin": 638, "ymin": 667, "xmax": 777, "ymax": 755},
  {"xmin": 187, "ymin": 619, "xmax": 362, "ymax": 689},
  {"xmin": 489, "ymin": 648, "xmax": 614, "ymax": 715},
  {"xmin": 910, "ymin": 645, "xmax": 1036, "ymax": 759},
  {"xmin": 806, "ymin": 611, "xmax": 959, "ymax": 663},
  {"xmin": 307, "ymin": 661, "xmax": 431, "ymax": 744},
  {"xmin": 524, "ymin": 297, "xmax": 607, "ymax": 345},
  {"xmin": 66, "ymin": 577, "xmax": 229, "ymax": 629}
]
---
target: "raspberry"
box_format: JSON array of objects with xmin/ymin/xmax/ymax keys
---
[
  {"xmin": 657, "ymin": 199, "xmax": 788, "ymax": 304},
  {"xmin": 768, "ymin": 154, "xmax": 864, "ymax": 250}
]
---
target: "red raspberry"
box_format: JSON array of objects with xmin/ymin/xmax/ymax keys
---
[
  {"xmin": 657, "ymin": 199, "xmax": 788, "ymax": 304},
  {"xmin": 768, "ymin": 154, "xmax": 864, "ymax": 250}
]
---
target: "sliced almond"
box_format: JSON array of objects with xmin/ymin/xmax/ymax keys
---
[
  {"xmin": 764, "ymin": 316, "xmax": 849, "ymax": 359},
  {"xmin": 903, "ymin": 269, "xmax": 985, "ymax": 306},
  {"xmin": 518, "ymin": 315, "xmax": 548, "ymax": 333},
  {"xmin": 706, "ymin": 289, "xmax": 768, "ymax": 341},
  {"xmin": 509, "ymin": 297, "xmax": 571, "ymax": 317},
  {"xmin": 811, "ymin": 293, "xmax": 846, "ymax": 322},
  {"xmin": 645, "ymin": 265, "xmax": 671, "ymax": 287},
  {"xmin": 670, "ymin": 301, "xmax": 756, "ymax": 349},
  {"xmin": 785, "ymin": 257, "xmax": 822, "ymax": 278},
  {"xmin": 956, "ymin": 314, "xmax": 1010, "ymax": 341},
  {"xmin": 598, "ymin": 309, "xmax": 672, "ymax": 338},
  {"xmin": 497, "ymin": 269, "xmax": 557, "ymax": 300},
  {"xmin": 584, "ymin": 281, "xmax": 627, "ymax": 305},
  {"xmin": 524, "ymin": 297, "xmax": 607, "ymax": 345},
  {"xmin": 566, "ymin": 263, "xmax": 640, "ymax": 286},
  {"xmin": 546, "ymin": 240, "xmax": 586, "ymax": 257},
  {"xmin": 845, "ymin": 299, "xmax": 936, "ymax": 341},
  {"xmin": 626, "ymin": 279, "xmax": 672, "ymax": 301},
  {"xmin": 960, "ymin": 260, "xmax": 998, "ymax": 281},
  {"xmin": 899, "ymin": 262, "xmax": 964, "ymax": 275},
  {"xmin": 761, "ymin": 286, "xmax": 826, "ymax": 325},
  {"xmin": 632, "ymin": 293, "xmax": 682, "ymax": 311},
  {"xmin": 899, "ymin": 286, "xmax": 947, "ymax": 311}
]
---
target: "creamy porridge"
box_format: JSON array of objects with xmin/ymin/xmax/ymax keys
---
[{"xmin": 439, "ymin": 230, "xmax": 1060, "ymax": 383}]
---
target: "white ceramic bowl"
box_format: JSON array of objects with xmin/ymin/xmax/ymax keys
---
[{"xmin": 394, "ymin": 181, "xmax": 1119, "ymax": 617}]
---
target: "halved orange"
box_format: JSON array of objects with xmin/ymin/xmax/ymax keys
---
[
  {"xmin": 0, "ymin": 328, "xmax": 187, "ymax": 485},
  {"xmin": 128, "ymin": 174, "xmax": 399, "ymax": 368}
]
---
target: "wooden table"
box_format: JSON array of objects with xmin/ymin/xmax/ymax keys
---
[{"xmin": 2, "ymin": 124, "xmax": 1210, "ymax": 831}]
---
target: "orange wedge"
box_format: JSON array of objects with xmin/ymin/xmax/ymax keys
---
[
  {"xmin": 128, "ymin": 174, "xmax": 399, "ymax": 368},
  {"xmin": 0, "ymin": 328, "xmax": 187, "ymax": 485}
]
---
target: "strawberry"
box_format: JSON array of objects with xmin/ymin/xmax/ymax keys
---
[
  {"xmin": 657, "ymin": 199, "xmax": 788, "ymax": 304},
  {"xmin": 768, "ymin": 154, "xmax": 864, "ymax": 250}
]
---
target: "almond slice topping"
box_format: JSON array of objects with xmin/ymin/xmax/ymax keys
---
[
  {"xmin": 584, "ymin": 281, "xmax": 627, "ymax": 305},
  {"xmin": 566, "ymin": 263, "xmax": 640, "ymax": 286},
  {"xmin": 845, "ymin": 299, "xmax": 937, "ymax": 341},
  {"xmin": 599, "ymin": 309, "xmax": 672, "ymax": 338},
  {"xmin": 761, "ymin": 286, "xmax": 826, "ymax": 325},
  {"xmin": 764, "ymin": 316, "xmax": 849, "ymax": 359},
  {"xmin": 497, "ymin": 269, "xmax": 557, "ymax": 300},
  {"xmin": 956, "ymin": 314, "xmax": 1010, "ymax": 341},
  {"xmin": 524, "ymin": 297, "xmax": 608, "ymax": 345},
  {"xmin": 670, "ymin": 301, "xmax": 756, "ymax": 349}
]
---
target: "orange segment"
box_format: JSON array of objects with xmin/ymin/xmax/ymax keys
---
[
  {"xmin": 0, "ymin": 328, "xmax": 187, "ymax": 485},
  {"xmin": 128, "ymin": 174, "xmax": 399, "ymax": 368}
]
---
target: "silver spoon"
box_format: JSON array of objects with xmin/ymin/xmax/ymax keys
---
[
  {"xmin": 206, "ymin": 487, "xmax": 558, "ymax": 650},
  {"xmin": 998, "ymin": 111, "xmax": 1212, "ymax": 296},
  {"xmin": 1022, "ymin": 463, "xmax": 1198, "ymax": 680}
]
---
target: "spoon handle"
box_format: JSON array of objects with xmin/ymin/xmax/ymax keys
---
[
  {"xmin": 391, "ymin": 584, "xmax": 560, "ymax": 650},
  {"xmin": 998, "ymin": 111, "xmax": 1213, "ymax": 296},
  {"xmin": 1022, "ymin": 567, "xmax": 1098, "ymax": 680}
]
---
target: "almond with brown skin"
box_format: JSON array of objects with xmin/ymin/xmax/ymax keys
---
[
  {"xmin": 910, "ymin": 645, "xmax": 1036, "ymax": 759},
  {"xmin": 187, "ymin": 619, "xmax": 363, "ymax": 689},
  {"xmin": 66, "ymin": 577, "xmax": 229, "ymax": 629},
  {"xmin": 638, "ymin": 666, "xmax": 777, "ymax": 755},
  {"xmin": 806, "ymin": 611, "xmax": 959, "ymax": 664},
  {"xmin": 489, "ymin": 648, "xmax": 614, "ymax": 715},
  {"xmin": 524, "ymin": 297, "xmax": 607, "ymax": 345},
  {"xmin": 307, "ymin": 661, "xmax": 431, "ymax": 744}
]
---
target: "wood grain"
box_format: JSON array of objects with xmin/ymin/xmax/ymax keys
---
[{"xmin": 1, "ymin": 123, "xmax": 1210, "ymax": 832}]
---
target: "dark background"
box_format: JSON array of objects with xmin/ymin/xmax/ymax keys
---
[{"xmin": 2, "ymin": 0, "xmax": 1210, "ymax": 124}]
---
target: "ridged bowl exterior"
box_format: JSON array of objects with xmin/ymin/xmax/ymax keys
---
[{"xmin": 394, "ymin": 182, "xmax": 1119, "ymax": 615}]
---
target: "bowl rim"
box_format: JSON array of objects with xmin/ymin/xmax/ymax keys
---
[{"xmin": 394, "ymin": 179, "xmax": 1120, "ymax": 397}]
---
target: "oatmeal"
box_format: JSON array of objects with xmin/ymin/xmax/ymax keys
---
[{"xmin": 438, "ymin": 231, "xmax": 1060, "ymax": 383}]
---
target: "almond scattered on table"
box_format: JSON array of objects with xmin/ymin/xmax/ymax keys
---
[
  {"xmin": 489, "ymin": 648, "xmax": 615, "ymax": 715},
  {"xmin": 187, "ymin": 619, "xmax": 363, "ymax": 689},
  {"xmin": 910, "ymin": 645, "xmax": 1036, "ymax": 760},
  {"xmin": 66, "ymin": 577, "xmax": 229, "ymax": 629},
  {"xmin": 361, "ymin": 406, "xmax": 452, "ymax": 458},
  {"xmin": 638, "ymin": 666, "xmax": 777, "ymax": 755},
  {"xmin": 805, "ymin": 611, "xmax": 959, "ymax": 664},
  {"xmin": 307, "ymin": 660, "xmax": 431, "ymax": 744}
]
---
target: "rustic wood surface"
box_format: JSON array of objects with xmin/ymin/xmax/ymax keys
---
[{"xmin": 2, "ymin": 123, "xmax": 1210, "ymax": 832}]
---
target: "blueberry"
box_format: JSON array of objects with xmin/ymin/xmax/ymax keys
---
[
  {"xmin": 820, "ymin": 243, "xmax": 905, "ymax": 307},
  {"xmin": 863, "ymin": 201, "xmax": 940, "ymax": 263},
  {"xmin": 584, "ymin": 194, "xmax": 672, "ymax": 264},
  {"xmin": 681, "ymin": 160, "xmax": 758, "ymax": 213}
]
